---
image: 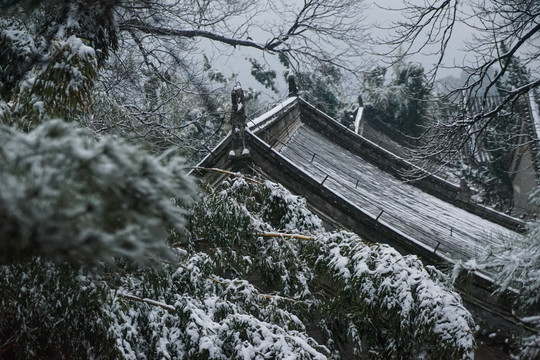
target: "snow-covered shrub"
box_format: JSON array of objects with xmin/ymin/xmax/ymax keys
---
[
  {"xmin": 14, "ymin": 36, "xmax": 98, "ymax": 129},
  {"xmin": 0, "ymin": 258, "xmax": 118, "ymax": 359},
  {"xmin": 257, "ymin": 180, "xmax": 323, "ymax": 233},
  {"xmin": 187, "ymin": 178, "xmax": 315, "ymax": 296},
  {"xmin": 307, "ymin": 231, "xmax": 475, "ymax": 359},
  {"xmin": 1, "ymin": 1, "xmax": 118, "ymax": 128},
  {"xmin": 1, "ymin": 176, "xmax": 474, "ymax": 359},
  {"xmin": 0, "ymin": 24, "xmax": 98, "ymax": 129},
  {"xmin": 108, "ymin": 253, "xmax": 328, "ymax": 359},
  {"xmin": 0, "ymin": 119, "xmax": 196, "ymax": 265},
  {"xmin": 479, "ymin": 188, "xmax": 540, "ymax": 359},
  {"xmin": 181, "ymin": 178, "xmax": 474, "ymax": 359},
  {"xmin": 188, "ymin": 180, "xmax": 255, "ymax": 250}
]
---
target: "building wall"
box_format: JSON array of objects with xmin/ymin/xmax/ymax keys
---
[{"xmin": 511, "ymin": 145, "xmax": 537, "ymax": 216}]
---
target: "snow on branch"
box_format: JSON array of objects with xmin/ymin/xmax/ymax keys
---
[{"xmin": 0, "ymin": 119, "xmax": 196, "ymax": 265}]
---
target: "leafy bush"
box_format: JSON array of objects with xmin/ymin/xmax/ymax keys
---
[
  {"xmin": 479, "ymin": 188, "xmax": 540, "ymax": 359},
  {"xmin": 0, "ymin": 120, "xmax": 195, "ymax": 266},
  {"xmin": 0, "ymin": 177, "xmax": 475, "ymax": 359},
  {"xmin": 0, "ymin": 259, "xmax": 117, "ymax": 359}
]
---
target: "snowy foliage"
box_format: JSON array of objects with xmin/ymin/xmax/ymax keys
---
[
  {"xmin": 363, "ymin": 61, "xmax": 431, "ymax": 138},
  {"xmin": 0, "ymin": 1, "xmax": 117, "ymax": 126},
  {"xmin": 13, "ymin": 35, "xmax": 99, "ymax": 129},
  {"xmin": 108, "ymin": 254, "xmax": 327, "ymax": 360},
  {"xmin": 479, "ymin": 188, "xmax": 540, "ymax": 359},
  {"xmin": 309, "ymin": 232, "xmax": 474, "ymax": 358},
  {"xmin": 0, "ymin": 119, "xmax": 195, "ymax": 265},
  {"xmin": 0, "ymin": 259, "xmax": 114, "ymax": 358},
  {"xmin": 85, "ymin": 50, "xmax": 233, "ymax": 161},
  {"xmin": 111, "ymin": 178, "xmax": 474, "ymax": 359},
  {"xmin": 0, "ymin": 177, "xmax": 475, "ymax": 359}
]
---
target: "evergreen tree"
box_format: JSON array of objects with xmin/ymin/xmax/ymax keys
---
[
  {"xmin": 496, "ymin": 42, "xmax": 532, "ymax": 96},
  {"xmin": 363, "ymin": 66, "xmax": 387, "ymax": 88},
  {"xmin": 363, "ymin": 61, "xmax": 431, "ymax": 139},
  {"xmin": 392, "ymin": 61, "xmax": 431, "ymax": 136},
  {"xmin": 0, "ymin": 0, "xmax": 119, "ymax": 128},
  {"xmin": 1, "ymin": 177, "xmax": 476, "ymax": 359},
  {"xmin": 248, "ymin": 58, "xmax": 278, "ymax": 93},
  {"xmin": 295, "ymin": 64, "xmax": 345, "ymax": 119},
  {"xmin": 383, "ymin": 0, "xmax": 540, "ymax": 172},
  {"xmin": 271, "ymin": 54, "xmax": 349, "ymax": 122}
]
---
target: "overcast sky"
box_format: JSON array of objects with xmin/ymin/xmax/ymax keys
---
[
  {"xmin": 366, "ymin": 1, "xmax": 473, "ymax": 76},
  {"xmin": 208, "ymin": 0, "xmax": 474, "ymax": 100}
]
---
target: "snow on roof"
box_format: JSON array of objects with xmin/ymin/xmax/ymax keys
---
[
  {"xmin": 279, "ymin": 124, "xmax": 522, "ymax": 263},
  {"xmin": 297, "ymin": 97, "xmax": 459, "ymax": 188},
  {"xmin": 247, "ymin": 96, "xmax": 298, "ymax": 132}
]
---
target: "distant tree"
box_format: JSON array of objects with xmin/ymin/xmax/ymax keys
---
[
  {"xmin": 496, "ymin": 42, "xmax": 533, "ymax": 97},
  {"xmin": 364, "ymin": 66, "xmax": 387, "ymax": 88},
  {"xmin": 382, "ymin": 0, "xmax": 540, "ymax": 170},
  {"xmin": 392, "ymin": 61, "xmax": 431, "ymax": 136},
  {"xmin": 248, "ymin": 58, "xmax": 278, "ymax": 93},
  {"xmin": 294, "ymin": 64, "xmax": 346, "ymax": 120},
  {"xmin": 264, "ymin": 53, "xmax": 352, "ymax": 123},
  {"xmin": 475, "ymin": 44, "xmax": 534, "ymax": 209},
  {"xmin": 363, "ymin": 60, "xmax": 431, "ymax": 138},
  {"xmin": 457, "ymin": 45, "xmax": 532, "ymax": 212},
  {"xmin": 250, "ymin": 52, "xmax": 354, "ymax": 123},
  {"xmin": 87, "ymin": 49, "xmax": 231, "ymax": 161}
]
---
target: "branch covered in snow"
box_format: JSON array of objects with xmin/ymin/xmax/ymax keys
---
[
  {"xmin": 479, "ymin": 191, "xmax": 540, "ymax": 358},
  {"xmin": 0, "ymin": 177, "xmax": 475, "ymax": 359},
  {"xmin": 0, "ymin": 119, "xmax": 196, "ymax": 265},
  {"xmin": 309, "ymin": 231, "xmax": 475, "ymax": 359}
]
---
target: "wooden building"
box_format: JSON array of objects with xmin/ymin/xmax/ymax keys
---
[{"xmin": 193, "ymin": 89, "xmax": 537, "ymax": 354}]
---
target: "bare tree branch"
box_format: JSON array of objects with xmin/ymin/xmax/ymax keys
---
[
  {"xmin": 380, "ymin": 0, "xmax": 540, "ymax": 174},
  {"xmin": 119, "ymin": 19, "xmax": 273, "ymax": 52}
]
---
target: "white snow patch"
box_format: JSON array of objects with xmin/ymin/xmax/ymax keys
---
[{"xmin": 248, "ymin": 97, "xmax": 297, "ymax": 131}]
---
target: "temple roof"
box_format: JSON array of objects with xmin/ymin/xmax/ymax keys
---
[
  {"xmin": 196, "ymin": 96, "xmax": 525, "ymax": 260},
  {"xmin": 193, "ymin": 95, "xmax": 530, "ymax": 327}
]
